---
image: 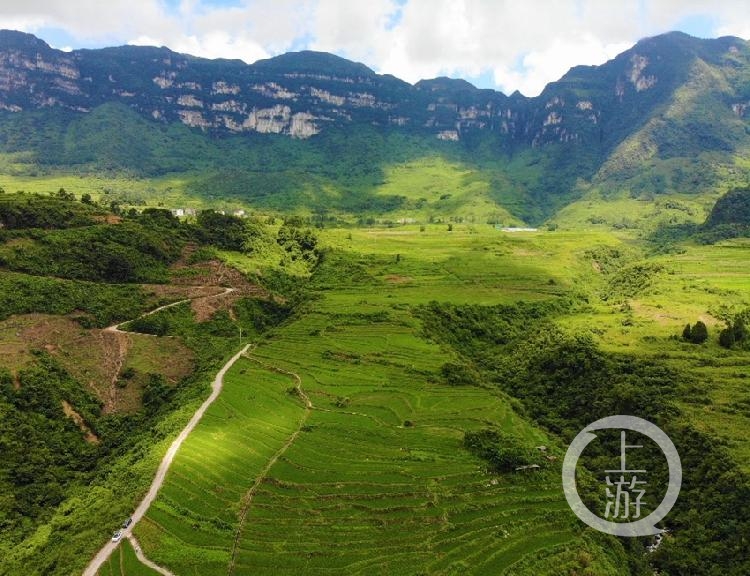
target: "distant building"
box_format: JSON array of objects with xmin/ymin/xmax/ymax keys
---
[
  {"xmin": 170, "ymin": 208, "xmax": 185, "ymax": 217},
  {"xmin": 184, "ymin": 208, "xmax": 197, "ymax": 216},
  {"xmin": 233, "ymin": 209, "xmax": 246, "ymax": 218},
  {"xmin": 397, "ymin": 217, "xmax": 416, "ymax": 224},
  {"xmin": 498, "ymin": 226, "xmax": 538, "ymax": 232}
]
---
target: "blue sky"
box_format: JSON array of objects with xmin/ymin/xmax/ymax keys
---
[{"xmin": 0, "ymin": 1, "xmax": 747, "ymax": 96}]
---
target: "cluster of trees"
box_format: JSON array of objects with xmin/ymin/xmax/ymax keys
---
[
  {"xmin": 0, "ymin": 356, "xmax": 102, "ymax": 535},
  {"xmin": 195, "ymin": 210, "xmax": 248, "ymax": 251},
  {"xmin": 719, "ymin": 315, "xmax": 747, "ymax": 349},
  {"xmin": 463, "ymin": 428, "xmax": 538, "ymax": 472},
  {"xmin": 0, "ymin": 193, "xmax": 101, "ymax": 230},
  {"xmin": 440, "ymin": 361, "xmax": 480, "ymax": 386},
  {"xmin": 0, "ymin": 273, "xmax": 148, "ymax": 327},
  {"xmin": 276, "ymin": 221, "xmax": 319, "ymax": 263},
  {"xmin": 682, "ymin": 320, "xmax": 709, "ymax": 344},
  {"xmin": 705, "ymin": 186, "xmax": 750, "ymax": 228},
  {"xmin": 0, "ymin": 222, "xmax": 180, "ymax": 283},
  {"xmin": 681, "ymin": 315, "xmax": 748, "ymax": 348},
  {"xmin": 0, "ymin": 193, "xmax": 323, "ymax": 287}
]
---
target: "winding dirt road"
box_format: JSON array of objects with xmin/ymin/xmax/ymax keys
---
[{"xmin": 82, "ymin": 289, "xmax": 246, "ymax": 576}]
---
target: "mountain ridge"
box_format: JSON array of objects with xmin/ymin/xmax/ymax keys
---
[
  {"xmin": 0, "ymin": 29, "xmax": 749, "ymax": 223},
  {"xmin": 1, "ymin": 28, "xmax": 747, "ymax": 142}
]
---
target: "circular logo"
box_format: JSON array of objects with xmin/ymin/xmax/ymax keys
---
[{"xmin": 562, "ymin": 415, "xmax": 681, "ymax": 537}]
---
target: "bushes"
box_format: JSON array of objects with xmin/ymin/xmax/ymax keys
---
[
  {"xmin": 128, "ymin": 313, "xmax": 170, "ymax": 336},
  {"xmin": 719, "ymin": 315, "xmax": 748, "ymax": 349},
  {"xmin": 464, "ymin": 428, "xmax": 538, "ymax": 472},
  {"xmin": 440, "ymin": 362, "xmax": 480, "ymax": 386},
  {"xmin": 705, "ymin": 187, "xmax": 750, "ymax": 228},
  {"xmin": 0, "ymin": 272, "xmax": 149, "ymax": 327},
  {"xmin": 142, "ymin": 374, "xmax": 172, "ymax": 416},
  {"xmin": 277, "ymin": 223, "xmax": 319, "ymax": 263},
  {"xmin": 0, "ymin": 194, "xmax": 101, "ymax": 230},
  {"xmin": 682, "ymin": 320, "xmax": 708, "ymax": 344},
  {"xmin": 0, "ymin": 222, "xmax": 181, "ymax": 283},
  {"xmin": 0, "ymin": 356, "xmax": 103, "ymax": 529},
  {"xmin": 195, "ymin": 210, "xmax": 248, "ymax": 251}
]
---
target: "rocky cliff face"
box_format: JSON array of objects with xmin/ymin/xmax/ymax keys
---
[{"xmin": 0, "ymin": 29, "xmax": 748, "ymax": 155}]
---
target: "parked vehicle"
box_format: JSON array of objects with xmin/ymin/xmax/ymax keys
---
[
  {"xmin": 111, "ymin": 530, "xmax": 123, "ymax": 543},
  {"xmin": 122, "ymin": 517, "xmax": 133, "ymax": 529}
]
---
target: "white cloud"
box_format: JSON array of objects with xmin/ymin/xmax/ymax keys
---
[
  {"xmin": 492, "ymin": 36, "xmax": 635, "ymax": 96},
  {"xmin": 0, "ymin": 0, "xmax": 748, "ymax": 96}
]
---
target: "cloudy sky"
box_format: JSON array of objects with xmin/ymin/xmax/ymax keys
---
[{"xmin": 1, "ymin": 0, "xmax": 748, "ymax": 96}]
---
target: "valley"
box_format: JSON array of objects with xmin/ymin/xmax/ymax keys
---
[{"xmin": 0, "ymin": 26, "xmax": 748, "ymax": 576}]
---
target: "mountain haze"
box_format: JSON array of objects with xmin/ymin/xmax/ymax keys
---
[{"xmin": 0, "ymin": 29, "xmax": 749, "ymax": 221}]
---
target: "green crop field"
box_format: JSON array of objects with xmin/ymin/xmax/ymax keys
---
[
  {"xmin": 96, "ymin": 538, "xmax": 162, "ymax": 576},
  {"xmin": 2, "ymin": 188, "xmax": 744, "ymax": 575},
  {"xmin": 103, "ymin": 224, "xmax": 645, "ymax": 575},
  {"xmin": 87, "ymin": 220, "xmax": 745, "ymax": 575}
]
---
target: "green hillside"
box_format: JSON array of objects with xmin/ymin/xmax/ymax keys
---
[{"xmin": 0, "ymin": 28, "xmax": 749, "ymax": 576}]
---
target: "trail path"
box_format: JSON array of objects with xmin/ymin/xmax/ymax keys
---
[
  {"xmin": 105, "ymin": 287, "xmax": 235, "ymax": 334},
  {"xmin": 127, "ymin": 535, "xmax": 174, "ymax": 576},
  {"xmin": 82, "ymin": 288, "xmax": 245, "ymax": 576}
]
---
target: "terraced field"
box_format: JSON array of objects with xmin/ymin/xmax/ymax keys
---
[
  {"xmin": 130, "ymin": 360, "xmax": 307, "ymax": 575},
  {"xmin": 130, "ymin": 304, "xmax": 612, "ymax": 575},
  {"xmin": 118, "ymin": 226, "xmax": 638, "ymax": 575},
  {"xmin": 227, "ymin": 312, "xmax": 582, "ymax": 576},
  {"xmin": 97, "ymin": 539, "xmax": 161, "ymax": 576},
  {"xmin": 110, "ymin": 224, "xmax": 748, "ymax": 574}
]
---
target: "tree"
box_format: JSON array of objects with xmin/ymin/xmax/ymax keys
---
[
  {"xmin": 734, "ymin": 318, "xmax": 747, "ymax": 343},
  {"xmin": 56, "ymin": 187, "xmax": 75, "ymax": 201},
  {"xmin": 682, "ymin": 321, "xmax": 708, "ymax": 344},
  {"xmin": 464, "ymin": 429, "xmax": 536, "ymax": 472},
  {"xmin": 719, "ymin": 326, "xmax": 736, "ymax": 349},
  {"xmin": 690, "ymin": 321, "xmax": 708, "ymax": 344},
  {"xmin": 682, "ymin": 323, "xmax": 692, "ymax": 341},
  {"xmin": 80, "ymin": 193, "xmax": 93, "ymax": 205},
  {"xmin": 142, "ymin": 373, "xmax": 171, "ymax": 415},
  {"xmin": 441, "ymin": 362, "xmax": 479, "ymax": 386},
  {"xmin": 197, "ymin": 210, "xmax": 246, "ymax": 250}
]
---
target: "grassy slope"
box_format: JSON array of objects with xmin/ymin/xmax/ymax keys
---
[{"xmin": 0, "ymin": 155, "xmax": 526, "ymax": 225}]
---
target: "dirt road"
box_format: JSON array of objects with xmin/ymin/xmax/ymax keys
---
[{"xmin": 82, "ymin": 313, "xmax": 248, "ymax": 576}]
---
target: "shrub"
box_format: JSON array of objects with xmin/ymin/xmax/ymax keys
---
[
  {"xmin": 683, "ymin": 321, "xmax": 708, "ymax": 344},
  {"xmin": 719, "ymin": 326, "xmax": 736, "ymax": 349},
  {"xmin": 464, "ymin": 429, "xmax": 536, "ymax": 472},
  {"xmin": 440, "ymin": 362, "xmax": 480, "ymax": 386}
]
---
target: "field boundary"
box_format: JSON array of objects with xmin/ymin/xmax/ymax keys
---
[{"xmin": 226, "ymin": 355, "xmax": 312, "ymax": 576}]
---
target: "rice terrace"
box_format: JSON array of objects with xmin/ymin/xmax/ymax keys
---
[{"xmin": 1, "ymin": 4, "xmax": 750, "ymax": 576}]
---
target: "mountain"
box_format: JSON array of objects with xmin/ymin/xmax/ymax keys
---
[{"xmin": 0, "ymin": 29, "xmax": 749, "ymax": 222}]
